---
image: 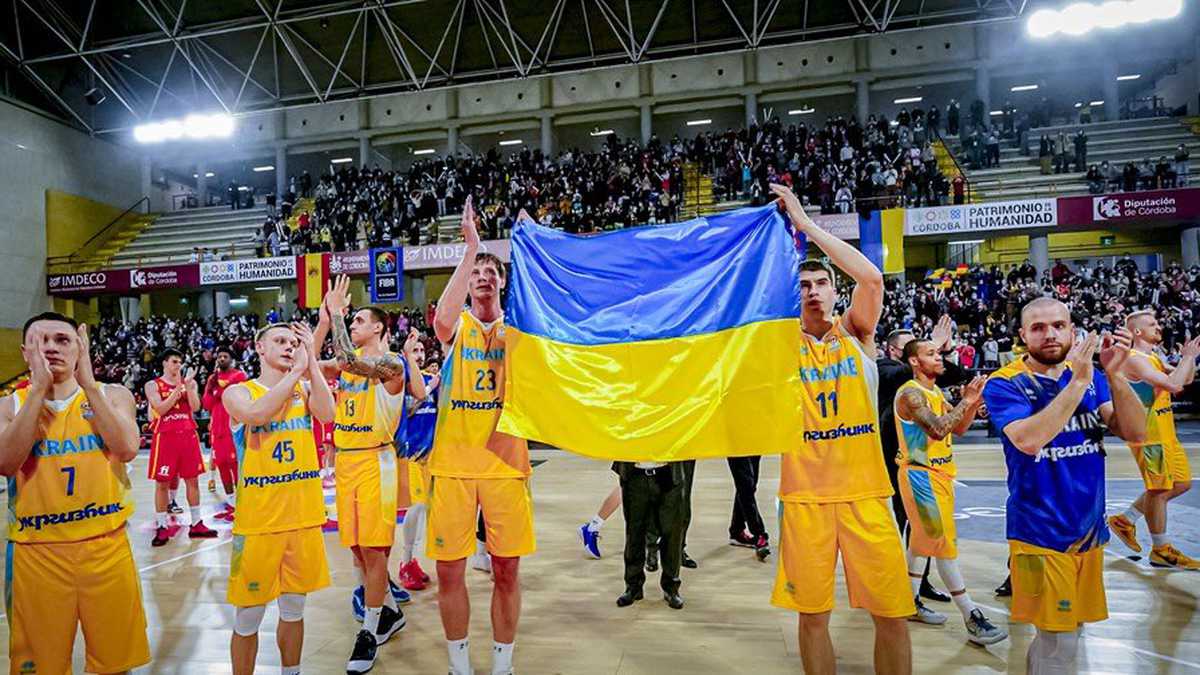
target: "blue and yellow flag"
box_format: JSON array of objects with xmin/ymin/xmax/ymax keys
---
[{"xmin": 496, "ymin": 204, "xmax": 805, "ymax": 462}]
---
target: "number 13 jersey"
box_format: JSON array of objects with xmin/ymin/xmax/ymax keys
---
[
  {"xmin": 780, "ymin": 317, "xmax": 892, "ymax": 503},
  {"xmin": 430, "ymin": 310, "xmax": 530, "ymax": 479}
]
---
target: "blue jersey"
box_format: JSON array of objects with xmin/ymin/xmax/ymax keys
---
[
  {"xmin": 391, "ymin": 358, "xmax": 412, "ymax": 453},
  {"xmin": 405, "ymin": 373, "xmax": 439, "ymax": 460},
  {"xmin": 983, "ymin": 358, "xmax": 1111, "ymax": 553}
]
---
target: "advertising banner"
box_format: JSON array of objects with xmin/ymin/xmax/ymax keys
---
[
  {"xmin": 369, "ymin": 247, "xmax": 403, "ymax": 304},
  {"xmin": 404, "ymin": 239, "xmax": 512, "ymax": 271},
  {"xmin": 905, "ymin": 198, "xmax": 1058, "ymax": 236},
  {"xmin": 329, "ymin": 250, "xmax": 370, "ymax": 275},
  {"xmin": 200, "ymin": 256, "xmax": 296, "ymax": 285},
  {"xmin": 812, "ymin": 212, "xmax": 860, "ymax": 240},
  {"xmin": 1058, "ymin": 188, "xmax": 1200, "ymax": 225},
  {"xmin": 48, "ymin": 263, "xmax": 199, "ymax": 295}
]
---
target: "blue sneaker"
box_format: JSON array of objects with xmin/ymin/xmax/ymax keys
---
[
  {"xmin": 390, "ymin": 579, "xmax": 412, "ymax": 605},
  {"xmin": 580, "ymin": 524, "xmax": 602, "ymax": 559},
  {"xmin": 351, "ymin": 585, "xmax": 365, "ymax": 622}
]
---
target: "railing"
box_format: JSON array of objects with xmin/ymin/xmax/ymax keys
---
[
  {"xmin": 931, "ymin": 125, "xmax": 973, "ymax": 204},
  {"xmin": 46, "ymin": 196, "xmax": 149, "ymax": 268}
]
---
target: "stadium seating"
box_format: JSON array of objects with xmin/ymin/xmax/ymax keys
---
[{"xmin": 108, "ymin": 204, "xmax": 269, "ymax": 268}]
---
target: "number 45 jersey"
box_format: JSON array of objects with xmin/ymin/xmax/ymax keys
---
[
  {"xmin": 231, "ymin": 380, "xmax": 325, "ymax": 535},
  {"xmin": 429, "ymin": 310, "xmax": 530, "ymax": 479},
  {"xmin": 779, "ymin": 317, "xmax": 893, "ymax": 503}
]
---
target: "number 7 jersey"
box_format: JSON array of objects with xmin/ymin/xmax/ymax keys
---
[{"xmin": 429, "ymin": 310, "xmax": 530, "ymax": 479}]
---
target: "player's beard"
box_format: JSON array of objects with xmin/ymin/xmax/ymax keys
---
[{"xmin": 1028, "ymin": 341, "xmax": 1069, "ymax": 366}]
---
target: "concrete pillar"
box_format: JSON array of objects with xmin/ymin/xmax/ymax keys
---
[
  {"xmin": 359, "ymin": 136, "xmax": 371, "ymax": 168},
  {"xmin": 640, "ymin": 104, "xmax": 652, "ymax": 145},
  {"xmin": 855, "ymin": 79, "xmax": 870, "ymax": 123},
  {"xmin": 1182, "ymin": 225, "xmax": 1200, "ymax": 269},
  {"xmin": 119, "ymin": 297, "xmax": 142, "ymax": 323},
  {"xmin": 540, "ymin": 114, "xmax": 554, "ymax": 156},
  {"xmin": 412, "ymin": 276, "xmax": 427, "ymax": 308},
  {"xmin": 215, "ymin": 291, "xmax": 232, "ymax": 318},
  {"xmin": 275, "ymin": 145, "xmax": 287, "ymax": 197},
  {"xmin": 447, "ymin": 126, "xmax": 459, "ymax": 157},
  {"xmin": 140, "ymin": 156, "xmax": 152, "ymax": 213},
  {"xmin": 1103, "ymin": 60, "xmax": 1120, "ymax": 122},
  {"xmin": 196, "ymin": 162, "xmax": 208, "ymax": 207},
  {"xmin": 197, "ymin": 291, "xmax": 215, "ymax": 319},
  {"xmin": 1030, "ymin": 234, "xmax": 1049, "ymax": 278},
  {"xmin": 744, "ymin": 91, "xmax": 758, "ymax": 127},
  {"xmin": 975, "ymin": 64, "xmax": 991, "ymax": 120}
]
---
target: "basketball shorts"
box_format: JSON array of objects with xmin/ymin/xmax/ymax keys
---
[
  {"xmin": 1009, "ymin": 540, "xmax": 1107, "ymax": 632},
  {"xmin": 1131, "ymin": 441, "xmax": 1192, "ymax": 491},
  {"xmin": 772, "ymin": 497, "xmax": 914, "ymax": 618},
  {"xmin": 335, "ymin": 448, "xmax": 398, "ymax": 548},
  {"xmin": 212, "ymin": 432, "xmax": 237, "ymax": 469},
  {"xmin": 409, "ymin": 460, "xmax": 432, "ymax": 506},
  {"xmin": 7, "ymin": 528, "xmax": 150, "ymax": 674},
  {"xmin": 427, "ymin": 476, "xmax": 536, "ymax": 561},
  {"xmin": 228, "ymin": 526, "xmax": 331, "ymax": 607},
  {"xmin": 898, "ymin": 466, "xmax": 957, "ymax": 559},
  {"xmin": 148, "ymin": 429, "xmax": 206, "ymax": 482}
]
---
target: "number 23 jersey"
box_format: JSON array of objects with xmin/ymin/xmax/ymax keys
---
[{"xmin": 429, "ymin": 310, "xmax": 530, "ymax": 479}]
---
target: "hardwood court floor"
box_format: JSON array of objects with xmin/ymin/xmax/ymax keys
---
[{"xmin": 2, "ymin": 434, "xmax": 1199, "ymax": 674}]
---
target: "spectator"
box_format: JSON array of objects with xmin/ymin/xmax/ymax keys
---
[
  {"xmin": 1073, "ymin": 130, "xmax": 1088, "ymax": 172},
  {"xmin": 1175, "ymin": 143, "xmax": 1190, "ymax": 187}
]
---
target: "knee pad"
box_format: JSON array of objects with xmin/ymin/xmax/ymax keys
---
[
  {"xmin": 277, "ymin": 593, "xmax": 306, "ymax": 622},
  {"xmin": 234, "ymin": 604, "xmax": 267, "ymax": 636}
]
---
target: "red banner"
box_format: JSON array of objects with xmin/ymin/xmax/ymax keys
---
[
  {"xmin": 1057, "ymin": 187, "xmax": 1200, "ymax": 226},
  {"xmin": 47, "ymin": 263, "xmax": 199, "ymax": 296}
]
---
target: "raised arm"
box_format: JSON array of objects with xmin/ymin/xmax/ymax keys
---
[
  {"xmin": 184, "ymin": 368, "xmax": 201, "ymax": 412},
  {"xmin": 202, "ymin": 373, "xmax": 220, "ymax": 412},
  {"xmin": 223, "ymin": 363, "xmax": 306, "ymax": 428},
  {"xmin": 0, "ymin": 339, "xmax": 51, "ymax": 475},
  {"xmin": 771, "ymin": 183, "xmax": 883, "ymax": 347},
  {"xmin": 74, "ymin": 326, "xmax": 139, "ymax": 463},
  {"xmin": 145, "ymin": 377, "xmax": 182, "ymax": 418},
  {"xmin": 896, "ymin": 375, "xmax": 987, "ymax": 441},
  {"xmin": 322, "ymin": 274, "xmax": 408, "ymax": 381},
  {"xmin": 1099, "ymin": 329, "xmax": 1147, "ymax": 444},
  {"xmin": 1125, "ymin": 337, "xmax": 1199, "ymax": 394},
  {"xmin": 997, "ymin": 334, "xmax": 1097, "ymax": 456},
  {"xmin": 434, "ymin": 196, "xmax": 479, "ymax": 344},
  {"xmin": 311, "ymin": 295, "xmax": 341, "ymax": 381},
  {"xmin": 294, "ymin": 322, "xmax": 335, "ymax": 424}
]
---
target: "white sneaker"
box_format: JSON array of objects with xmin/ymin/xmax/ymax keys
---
[
  {"xmin": 470, "ymin": 552, "xmax": 492, "ymax": 573},
  {"xmin": 908, "ymin": 597, "xmax": 947, "ymax": 625}
]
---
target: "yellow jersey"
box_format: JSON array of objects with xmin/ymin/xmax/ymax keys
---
[
  {"xmin": 7, "ymin": 386, "xmax": 134, "ymax": 543},
  {"xmin": 1128, "ymin": 350, "xmax": 1180, "ymax": 449},
  {"xmin": 429, "ymin": 310, "xmax": 530, "ymax": 479},
  {"xmin": 334, "ymin": 348, "xmax": 405, "ymax": 449},
  {"xmin": 231, "ymin": 380, "xmax": 325, "ymax": 535},
  {"xmin": 894, "ymin": 380, "xmax": 956, "ymax": 477},
  {"xmin": 780, "ymin": 317, "xmax": 891, "ymax": 503}
]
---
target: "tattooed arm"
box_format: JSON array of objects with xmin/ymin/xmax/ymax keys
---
[{"xmin": 895, "ymin": 375, "xmax": 986, "ymax": 441}]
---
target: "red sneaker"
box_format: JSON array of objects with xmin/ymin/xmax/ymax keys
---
[
  {"xmin": 151, "ymin": 526, "xmax": 171, "ymax": 547},
  {"xmin": 188, "ymin": 521, "xmax": 219, "ymax": 539},
  {"xmin": 413, "ymin": 559, "xmax": 431, "ymax": 584},
  {"xmin": 213, "ymin": 506, "xmax": 235, "ymax": 523},
  {"xmin": 400, "ymin": 560, "xmax": 427, "ymax": 591}
]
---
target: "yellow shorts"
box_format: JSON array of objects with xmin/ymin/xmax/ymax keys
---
[
  {"xmin": 1131, "ymin": 441, "xmax": 1192, "ymax": 491},
  {"xmin": 1010, "ymin": 540, "xmax": 1107, "ymax": 632},
  {"xmin": 427, "ymin": 476, "xmax": 536, "ymax": 561},
  {"xmin": 772, "ymin": 497, "xmax": 914, "ymax": 618},
  {"xmin": 409, "ymin": 460, "xmax": 432, "ymax": 505},
  {"xmin": 7, "ymin": 528, "xmax": 150, "ymax": 674},
  {"xmin": 335, "ymin": 448, "xmax": 399, "ymax": 548},
  {"xmin": 228, "ymin": 526, "xmax": 331, "ymax": 607},
  {"xmin": 898, "ymin": 466, "xmax": 957, "ymax": 559}
]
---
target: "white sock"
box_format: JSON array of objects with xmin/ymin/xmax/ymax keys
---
[
  {"xmin": 587, "ymin": 515, "xmax": 605, "ymax": 532},
  {"xmin": 951, "ymin": 592, "xmax": 977, "ymax": 622},
  {"xmin": 492, "ymin": 642, "xmax": 514, "ymax": 675},
  {"xmin": 402, "ymin": 503, "xmax": 424, "ymax": 564},
  {"xmin": 363, "ymin": 606, "xmax": 381, "ymax": 634},
  {"xmin": 448, "ymin": 638, "xmax": 471, "ymax": 674},
  {"xmin": 934, "ymin": 558, "xmax": 973, "ymax": 620},
  {"xmin": 189, "ymin": 506, "xmax": 203, "ymax": 525},
  {"xmin": 282, "ymin": 666, "xmax": 300, "ymax": 675},
  {"xmin": 383, "ymin": 589, "xmax": 398, "ymax": 611},
  {"xmin": 475, "ymin": 540, "xmax": 487, "ymax": 557},
  {"xmin": 1151, "ymin": 532, "xmax": 1168, "ymax": 548},
  {"xmin": 224, "ymin": 490, "xmax": 236, "ymax": 508},
  {"xmin": 155, "ymin": 511, "xmax": 168, "ymax": 528},
  {"xmin": 907, "ymin": 551, "xmax": 927, "ymax": 598},
  {"xmin": 1122, "ymin": 504, "xmax": 1143, "ymax": 522}
]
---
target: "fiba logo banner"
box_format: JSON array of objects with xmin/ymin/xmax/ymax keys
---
[{"xmin": 369, "ymin": 247, "xmax": 403, "ymax": 304}]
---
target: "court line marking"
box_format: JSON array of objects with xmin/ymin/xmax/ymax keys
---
[{"xmin": 977, "ymin": 602, "xmax": 1200, "ymax": 670}]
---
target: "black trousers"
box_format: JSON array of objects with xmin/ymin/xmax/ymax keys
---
[
  {"xmin": 621, "ymin": 468, "xmax": 685, "ymax": 595},
  {"xmin": 648, "ymin": 460, "xmax": 694, "ymax": 551},
  {"xmin": 727, "ymin": 456, "xmax": 766, "ymax": 538}
]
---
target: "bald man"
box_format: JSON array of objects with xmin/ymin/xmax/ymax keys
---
[
  {"xmin": 982, "ymin": 297, "xmax": 1146, "ymax": 674},
  {"xmin": 1107, "ymin": 310, "xmax": 1200, "ymax": 569}
]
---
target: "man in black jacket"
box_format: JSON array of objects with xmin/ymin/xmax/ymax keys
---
[{"xmin": 878, "ymin": 316, "xmax": 972, "ymax": 604}]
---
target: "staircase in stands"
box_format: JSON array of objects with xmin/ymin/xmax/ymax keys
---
[{"xmin": 106, "ymin": 204, "xmax": 271, "ymax": 269}]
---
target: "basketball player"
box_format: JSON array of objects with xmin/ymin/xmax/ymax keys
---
[
  {"xmin": 313, "ymin": 274, "xmax": 427, "ymax": 674},
  {"xmin": 399, "ymin": 339, "xmax": 440, "ymax": 591},
  {"xmin": 1107, "ymin": 311, "xmax": 1200, "ymax": 569},
  {"xmin": 894, "ymin": 340, "xmax": 1007, "ymax": 644},
  {"xmin": 430, "ymin": 196, "xmax": 533, "ymax": 675},
  {"xmin": 983, "ymin": 298, "xmax": 1146, "ymax": 674},
  {"xmin": 223, "ymin": 322, "xmax": 334, "ymax": 675},
  {"xmin": 0, "ymin": 313, "xmax": 150, "ymax": 673},
  {"xmin": 147, "ymin": 348, "xmax": 219, "ymax": 545},
  {"xmin": 768, "ymin": 183, "xmax": 913, "ymax": 675},
  {"xmin": 204, "ymin": 346, "xmax": 247, "ymax": 520}
]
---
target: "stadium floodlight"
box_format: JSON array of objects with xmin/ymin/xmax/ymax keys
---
[
  {"xmin": 412, "ymin": 148, "xmax": 436, "ymax": 155},
  {"xmin": 893, "ymin": 96, "xmax": 923, "ymax": 104},
  {"xmin": 1027, "ymin": 0, "xmax": 1181, "ymax": 38},
  {"xmin": 134, "ymin": 113, "xmax": 234, "ymax": 143},
  {"xmin": 1074, "ymin": 101, "xmax": 1084, "ymax": 107},
  {"xmin": 229, "ymin": 297, "xmax": 249, "ymax": 306},
  {"xmin": 254, "ymin": 286, "xmax": 281, "ymax": 291},
  {"xmin": 499, "ymin": 139, "xmax": 524, "ymax": 146},
  {"xmin": 192, "ymin": 172, "xmax": 216, "ymax": 178},
  {"xmin": 252, "ymin": 165, "xmax": 274, "ymax": 172},
  {"xmin": 788, "ymin": 107, "xmax": 816, "ymax": 115},
  {"xmin": 1090, "ymin": 99, "xmax": 1105, "ymax": 105},
  {"xmin": 1010, "ymin": 84, "xmax": 1039, "ymax": 92},
  {"xmin": 330, "ymin": 157, "xmax": 353, "ymax": 163},
  {"xmin": 686, "ymin": 119, "xmax": 712, "ymax": 126},
  {"xmin": 1116, "ymin": 74, "xmax": 1141, "ymax": 80},
  {"xmin": 990, "ymin": 110, "xmax": 1004, "ymax": 116},
  {"xmin": 589, "ymin": 129, "xmax": 615, "ymax": 136}
]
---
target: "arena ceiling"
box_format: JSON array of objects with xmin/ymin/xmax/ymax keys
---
[{"xmin": 0, "ymin": 0, "xmax": 1027, "ymax": 135}]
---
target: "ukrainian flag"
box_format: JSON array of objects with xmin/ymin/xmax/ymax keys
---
[{"xmin": 496, "ymin": 204, "xmax": 805, "ymax": 462}]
